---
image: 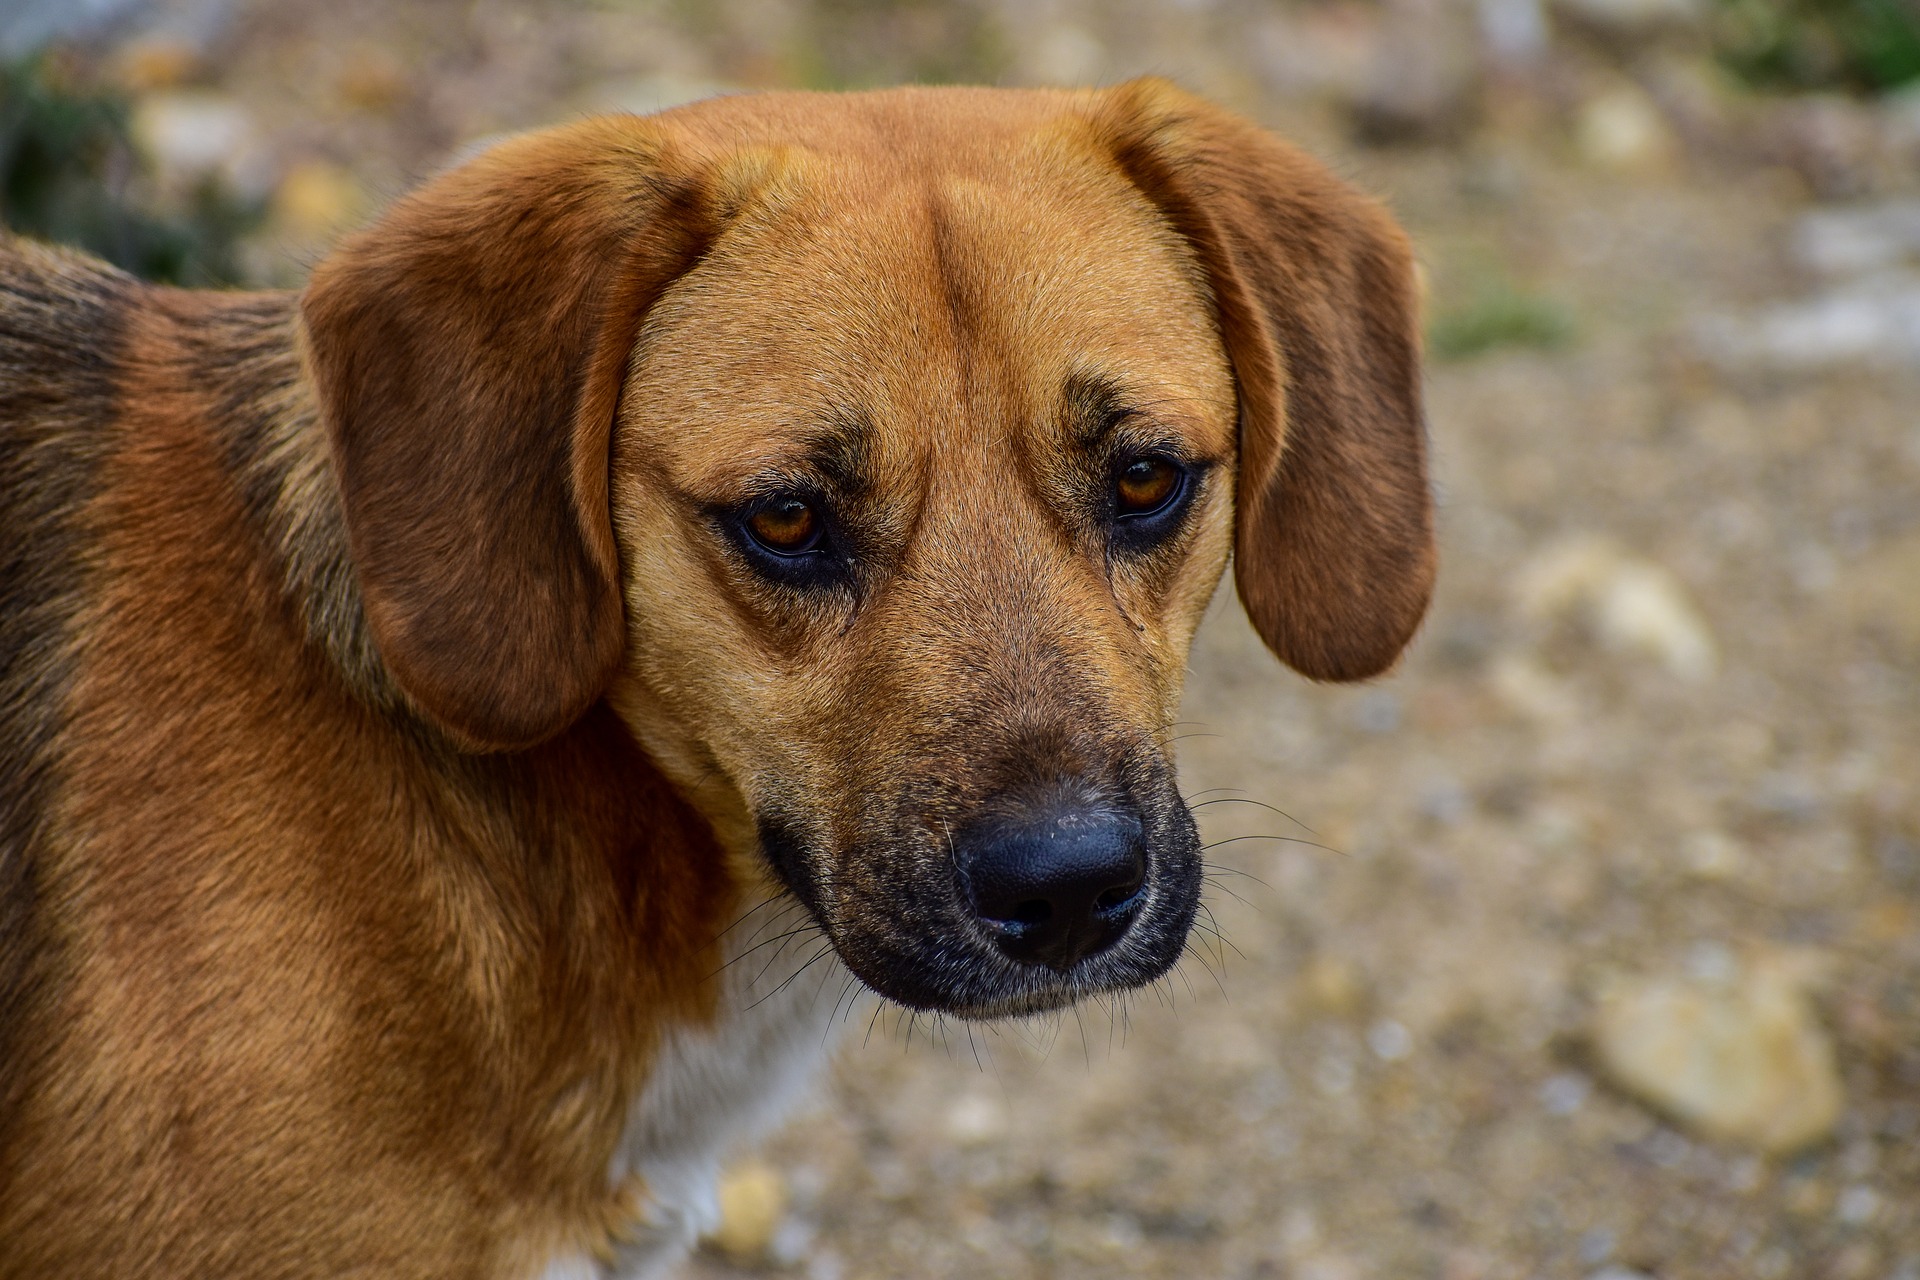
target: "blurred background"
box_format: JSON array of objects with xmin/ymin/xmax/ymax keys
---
[{"xmin": 5, "ymin": 1, "xmax": 1917, "ymax": 1276}]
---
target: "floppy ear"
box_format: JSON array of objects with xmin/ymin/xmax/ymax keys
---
[
  {"xmin": 1099, "ymin": 79, "xmax": 1435, "ymax": 681},
  {"xmin": 301, "ymin": 119, "xmax": 713, "ymax": 750}
]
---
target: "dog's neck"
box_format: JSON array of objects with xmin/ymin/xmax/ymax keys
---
[{"xmin": 169, "ymin": 287, "xmax": 402, "ymax": 721}]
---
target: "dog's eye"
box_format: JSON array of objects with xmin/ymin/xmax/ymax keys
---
[
  {"xmin": 1114, "ymin": 457, "xmax": 1184, "ymax": 519},
  {"xmin": 745, "ymin": 497, "xmax": 825, "ymax": 556}
]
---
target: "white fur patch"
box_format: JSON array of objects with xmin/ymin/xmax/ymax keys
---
[{"xmin": 541, "ymin": 899, "xmax": 859, "ymax": 1280}]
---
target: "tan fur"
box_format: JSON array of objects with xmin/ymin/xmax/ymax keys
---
[{"xmin": 0, "ymin": 82, "xmax": 1431, "ymax": 1278}]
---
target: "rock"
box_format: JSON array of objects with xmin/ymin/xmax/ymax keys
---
[
  {"xmin": 1592, "ymin": 952, "xmax": 1843, "ymax": 1153},
  {"xmin": 1575, "ymin": 85, "xmax": 1678, "ymax": 173},
  {"xmin": 269, "ymin": 160, "xmax": 365, "ymax": 243},
  {"xmin": 1554, "ymin": 0, "xmax": 1700, "ymax": 34},
  {"xmin": 115, "ymin": 38, "xmax": 202, "ymax": 92},
  {"xmin": 1791, "ymin": 199, "xmax": 1920, "ymax": 279},
  {"xmin": 1835, "ymin": 532, "xmax": 1920, "ymax": 656},
  {"xmin": 943, "ymin": 1092, "xmax": 1009, "ymax": 1146},
  {"xmin": 706, "ymin": 1159, "xmax": 788, "ymax": 1264},
  {"xmin": 1351, "ymin": 0, "xmax": 1482, "ymax": 145},
  {"xmin": 1515, "ymin": 536, "xmax": 1717, "ymax": 679},
  {"xmin": 130, "ymin": 90, "xmax": 261, "ymax": 194},
  {"xmin": 1691, "ymin": 274, "xmax": 1920, "ymax": 372}
]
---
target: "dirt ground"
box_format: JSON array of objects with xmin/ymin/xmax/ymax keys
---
[{"xmin": 34, "ymin": 2, "xmax": 1920, "ymax": 1275}]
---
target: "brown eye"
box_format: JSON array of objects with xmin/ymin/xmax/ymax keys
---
[
  {"xmin": 746, "ymin": 497, "xmax": 823, "ymax": 554},
  {"xmin": 1115, "ymin": 457, "xmax": 1182, "ymax": 517}
]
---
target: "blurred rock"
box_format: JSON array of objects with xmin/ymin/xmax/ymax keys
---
[
  {"xmin": 115, "ymin": 37, "xmax": 201, "ymax": 92},
  {"xmin": 1516, "ymin": 536, "xmax": 1717, "ymax": 679},
  {"xmin": 336, "ymin": 45, "xmax": 407, "ymax": 114},
  {"xmin": 1592, "ymin": 952, "xmax": 1843, "ymax": 1153},
  {"xmin": 1835, "ymin": 531, "xmax": 1920, "ymax": 656},
  {"xmin": 1554, "ymin": 0, "xmax": 1699, "ymax": 35},
  {"xmin": 1760, "ymin": 95, "xmax": 1882, "ymax": 201},
  {"xmin": 130, "ymin": 89, "xmax": 262, "ymax": 194},
  {"xmin": 1489, "ymin": 651, "xmax": 1580, "ymax": 722},
  {"xmin": 943, "ymin": 1092, "xmax": 1009, "ymax": 1146},
  {"xmin": 1352, "ymin": 0, "xmax": 1482, "ymax": 145},
  {"xmin": 1692, "ymin": 275, "xmax": 1920, "ymax": 372},
  {"xmin": 268, "ymin": 160, "xmax": 364, "ymax": 243},
  {"xmin": 1477, "ymin": 0, "xmax": 1551, "ymax": 68},
  {"xmin": 1575, "ymin": 84, "xmax": 1678, "ymax": 172},
  {"xmin": 1301, "ymin": 955, "xmax": 1365, "ymax": 1018},
  {"xmin": 1680, "ymin": 829, "xmax": 1745, "ymax": 880},
  {"xmin": 707, "ymin": 1159, "xmax": 788, "ymax": 1264},
  {"xmin": 1793, "ymin": 199, "xmax": 1920, "ymax": 278}
]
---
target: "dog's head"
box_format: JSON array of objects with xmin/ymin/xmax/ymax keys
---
[{"xmin": 300, "ymin": 82, "xmax": 1433, "ymax": 1018}]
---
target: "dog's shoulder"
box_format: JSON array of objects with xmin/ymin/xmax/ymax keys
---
[{"xmin": 0, "ymin": 234, "xmax": 140, "ymax": 1155}]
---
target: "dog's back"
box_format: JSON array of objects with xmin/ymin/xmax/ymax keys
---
[{"xmin": 0, "ymin": 238, "xmax": 134, "ymax": 1152}]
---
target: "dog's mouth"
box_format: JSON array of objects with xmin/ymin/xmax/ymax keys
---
[{"xmin": 754, "ymin": 776, "xmax": 1204, "ymax": 1019}]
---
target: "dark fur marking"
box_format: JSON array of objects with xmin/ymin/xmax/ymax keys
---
[{"xmin": 0, "ymin": 237, "xmax": 133, "ymax": 1160}]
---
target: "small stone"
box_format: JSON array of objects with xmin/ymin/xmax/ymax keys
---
[
  {"xmin": 706, "ymin": 1159, "xmax": 788, "ymax": 1264},
  {"xmin": 1516, "ymin": 536, "xmax": 1716, "ymax": 679},
  {"xmin": 270, "ymin": 161, "xmax": 365, "ymax": 242},
  {"xmin": 1301, "ymin": 955, "xmax": 1364, "ymax": 1017},
  {"xmin": 115, "ymin": 38, "xmax": 201, "ymax": 92},
  {"xmin": 1592, "ymin": 953, "xmax": 1843, "ymax": 1153},
  {"xmin": 1575, "ymin": 86, "xmax": 1678, "ymax": 172},
  {"xmin": 336, "ymin": 46, "xmax": 407, "ymax": 113},
  {"xmin": 1367, "ymin": 1018, "xmax": 1413, "ymax": 1061},
  {"xmin": 1792, "ymin": 200, "xmax": 1920, "ymax": 279},
  {"xmin": 1681, "ymin": 831, "xmax": 1745, "ymax": 880},
  {"xmin": 1691, "ymin": 275, "xmax": 1920, "ymax": 372},
  {"xmin": 1836, "ymin": 1184, "xmax": 1880, "ymax": 1225},
  {"xmin": 1351, "ymin": 0, "xmax": 1482, "ymax": 145},
  {"xmin": 943, "ymin": 1092, "xmax": 1008, "ymax": 1146},
  {"xmin": 1541, "ymin": 1071, "xmax": 1593, "ymax": 1116},
  {"xmin": 1555, "ymin": 0, "xmax": 1700, "ymax": 33},
  {"xmin": 130, "ymin": 91, "xmax": 257, "ymax": 190},
  {"xmin": 1586, "ymin": 1268, "xmax": 1656, "ymax": 1280}
]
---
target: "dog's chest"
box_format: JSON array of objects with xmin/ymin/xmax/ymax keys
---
[{"xmin": 543, "ymin": 907, "xmax": 855, "ymax": 1280}]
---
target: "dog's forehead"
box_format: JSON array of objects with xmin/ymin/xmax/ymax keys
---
[{"xmin": 627, "ymin": 101, "xmax": 1235, "ymax": 485}]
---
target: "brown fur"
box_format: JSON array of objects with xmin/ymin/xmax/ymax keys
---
[{"xmin": 0, "ymin": 82, "xmax": 1430, "ymax": 1277}]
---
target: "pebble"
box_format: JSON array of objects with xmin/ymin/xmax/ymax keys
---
[
  {"xmin": 270, "ymin": 161, "xmax": 365, "ymax": 242},
  {"xmin": 1592, "ymin": 953, "xmax": 1843, "ymax": 1153},
  {"xmin": 1575, "ymin": 85, "xmax": 1678, "ymax": 173},
  {"xmin": 1691, "ymin": 275, "xmax": 1920, "ymax": 372},
  {"xmin": 1555, "ymin": 0, "xmax": 1701, "ymax": 33},
  {"xmin": 1351, "ymin": 0, "xmax": 1481, "ymax": 145},
  {"xmin": 1515, "ymin": 537, "xmax": 1717, "ymax": 679},
  {"xmin": 130, "ymin": 90, "xmax": 267, "ymax": 197},
  {"xmin": 1792, "ymin": 199, "xmax": 1920, "ymax": 279},
  {"xmin": 706, "ymin": 1159, "xmax": 788, "ymax": 1263}
]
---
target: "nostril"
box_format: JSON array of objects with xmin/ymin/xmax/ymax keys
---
[
  {"xmin": 1093, "ymin": 883, "xmax": 1142, "ymax": 915},
  {"xmin": 1005, "ymin": 899, "xmax": 1052, "ymax": 927}
]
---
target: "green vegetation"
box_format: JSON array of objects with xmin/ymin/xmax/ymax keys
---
[
  {"xmin": 0, "ymin": 56, "xmax": 260, "ymax": 285},
  {"xmin": 1715, "ymin": 0, "xmax": 1920, "ymax": 94},
  {"xmin": 1428, "ymin": 280, "xmax": 1577, "ymax": 360}
]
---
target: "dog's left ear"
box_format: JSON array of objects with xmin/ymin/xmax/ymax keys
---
[
  {"xmin": 1098, "ymin": 79, "xmax": 1435, "ymax": 681},
  {"xmin": 302, "ymin": 120, "xmax": 714, "ymax": 750}
]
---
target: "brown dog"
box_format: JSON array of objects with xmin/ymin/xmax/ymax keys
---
[{"xmin": 0, "ymin": 80, "xmax": 1431, "ymax": 1278}]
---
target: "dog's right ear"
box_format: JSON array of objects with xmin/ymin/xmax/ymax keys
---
[{"xmin": 301, "ymin": 120, "xmax": 714, "ymax": 751}]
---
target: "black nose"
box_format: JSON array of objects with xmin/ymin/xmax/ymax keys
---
[{"xmin": 959, "ymin": 801, "xmax": 1148, "ymax": 970}]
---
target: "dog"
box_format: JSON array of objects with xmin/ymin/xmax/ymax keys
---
[{"xmin": 0, "ymin": 79, "xmax": 1432, "ymax": 1278}]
